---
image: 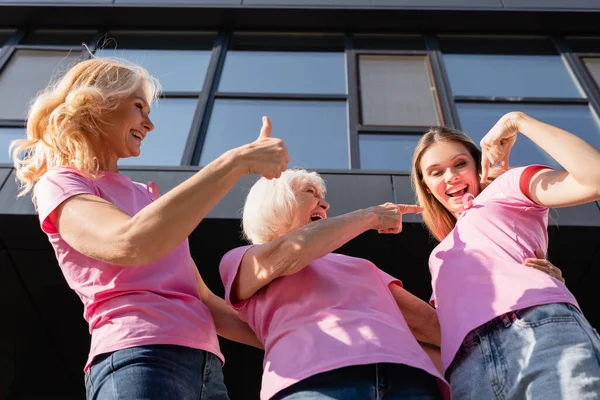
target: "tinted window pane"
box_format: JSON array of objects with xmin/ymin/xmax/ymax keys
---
[
  {"xmin": 457, "ymin": 103, "xmax": 600, "ymax": 169},
  {"xmin": 444, "ymin": 54, "xmax": 583, "ymax": 98},
  {"xmin": 21, "ymin": 30, "xmax": 96, "ymax": 46},
  {"xmin": 95, "ymin": 48, "xmax": 210, "ymax": 92},
  {"xmin": 1, "ymin": 128, "xmax": 26, "ymax": 164},
  {"xmin": 0, "ymin": 30, "xmax": 13, "ymax": 46},
  {"xmin": 566, "ymin": 37, "xmax": 600, "ymax": 54},
  {"xmin": 353, "ymin": 34, "xmax": 425, "ymax": 50},
  {"xmin": 583, "ymin": 58, "xmax": 600, "ymax": 90},
  {"xmin": 439, "ymin": 36, "xmax": 557, "ymax": 55},
  {"xmin": 359, "ymin": 134, "xmax": 421, "ymax": 172},
  {"xmin": 0, "ymin": 50, "xmax": 81, "ymax": 120},
  {"xmin": 218, "ymin": 51, "xmax": 346, "ymax": 94},
  {"xmin": 118, "ymin": 98, "xmax": 197, "ymax": 167},
  {"xmin": 200, "ymin": 99, "xmax": 348, "ymax": 169},
  {"xmin": 358, "ymin": 55, "xmax": 440, "ymax": 126}
]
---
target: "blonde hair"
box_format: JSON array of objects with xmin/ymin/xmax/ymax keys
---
[
  {"xmin": 10, "ymin": 56, "xmax": 160, "ymax": 199},
  {"xmin": 411, "ymin": 126, "xmax": 503, "ymax": 242},
  {"xmin": 242, "ymin": 169, "xmax": 326, "ymax": 244}
]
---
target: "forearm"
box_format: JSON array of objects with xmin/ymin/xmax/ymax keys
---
[
  {"xmin": 390, "ymin": 284, "xmax": 441, "ymax": 346},
  {"xmin": 241, "ymin": 209, "xmax": 377, "ymax": 298},
  {"xmin": 207, "ymin": 293, "xmax": 263, "ymax": 349},
  {"xmin": 121, "ymin": 150, "xmax": 245, "ymax": 265},
  {"xmin": 517, "ymin": 113, "xmax": 600, "ymax": 193}
]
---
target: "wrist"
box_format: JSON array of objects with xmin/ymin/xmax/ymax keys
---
[
  {"xmin": 220, "ymin": 147, "xmax": 247, "ymax": 178},
  {"xmin": 358, "ymin": 207, "xmax": 379, "ymax": 230}
]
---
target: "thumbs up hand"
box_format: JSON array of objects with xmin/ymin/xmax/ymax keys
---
[{"xmin": 236, "ymin": 116, "xmax": 290, "ymax": 179}]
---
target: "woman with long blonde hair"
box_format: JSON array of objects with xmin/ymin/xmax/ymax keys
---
[
  {"xmin": 11, "ymin": 56, "xmax": 289, "ymax": 400},
  {"xmin": 411, "ymin": 112, "xmax": 600, "ymax": 399}
]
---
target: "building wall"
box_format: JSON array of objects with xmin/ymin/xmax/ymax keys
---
[{"xmin": 1, "ymin": 3, "xmax": 600, "ymax": 400}]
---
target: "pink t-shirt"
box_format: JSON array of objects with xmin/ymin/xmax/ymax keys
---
[
  {"xmin": 220, "ymin": 246, "xmax": 451, "ymax": 400},
  {"xmin": 429, "ymin": 166, "xmax": 579, "ymax": 373},
  {"xmin": 35, "ymin": 167, "xmax": 224, "ymax": 371}
]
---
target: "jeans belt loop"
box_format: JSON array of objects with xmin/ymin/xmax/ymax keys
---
[{"xmin": 500, "ymin": 313, "xmax": 512, "ymax": 328}]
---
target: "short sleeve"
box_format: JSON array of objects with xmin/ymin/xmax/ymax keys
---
[
  {"xmin": 497, "ymin": 165, "xmax": 550, "ymax": 209},
  {"xmin": 377, "ymin": 268, "xmax": 403, "ymax": 288},
  {"xmin": 35, "ymin": 168, "xmax": 97, "ymax": 234},
  {"xmin": 219, "ymin": 245, "xmax": 254, "ymax": 310}
]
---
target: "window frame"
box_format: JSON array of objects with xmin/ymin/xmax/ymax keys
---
[{"xmin": 191, "ymin": 31, "xmax": 351, "ymax": 169}]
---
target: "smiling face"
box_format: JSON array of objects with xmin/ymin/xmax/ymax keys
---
[
  {"xmin": 101, "ymin": 86, "xmax": 154, "ymax": 169},
  {"xmin": 419, "ymin": 139, "xmax": 481, "ymax": 216},
  {"xmin": 288, "ymin": 181, "xmax": 330, "ymax": 232}
]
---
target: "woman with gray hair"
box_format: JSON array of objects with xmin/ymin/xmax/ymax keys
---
[{"xmin": 219, "ymin": 168, "xmax": 450, "ymax": 400}]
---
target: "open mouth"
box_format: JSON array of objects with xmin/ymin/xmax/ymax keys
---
[
  {"xmin": 131, "ymin": 130, "xmax": 144, "ymax": 141},
  {"xmin": 309, "ymin": 214, "xmax": 324, "ymax": 223},
  {"xmin": 446, "ymin": 185, "xmax": 468, "ymax": 198}
]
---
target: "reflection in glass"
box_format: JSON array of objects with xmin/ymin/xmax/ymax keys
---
[
  {"xmin": 359, "ymin": 134, "xmax": 421, "ymax": 172},
  {"xmin": 118, "ymin": 98, "xmax": 197, "ymax": 167},
  {"xmin": 200, "ymin": 99, "xmax": 348, "ymax": 169},
  {"xmin": 583, "ymin": 58, "xmax": 600, "ymax": 90},
  {"xmin": 95, "ymin": 49, "xmax": 211, "ymax": 92},
  {"xmin": 219, "ymin": 51, "xmax": 346, "ymax": 94},
  {"xmin": 1, "ymin": 128, "xmax": 26, "ymax": 164},
  {"xmin": 457, "ymin": 103, "xmax": 600, "ymax": 169},
  {"xmin": 0, "ymin": 50, "xmax": 81, "ymax": 120},
  {"xmin": 359, "ymin": 55, "xmax": 440, "ymax": 126},
  {"xmin": 444, "ymin": 54, "xmax": 584, "ymax": 98}
]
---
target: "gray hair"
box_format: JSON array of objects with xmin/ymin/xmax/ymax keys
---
[{"xmin": 242, "ymin": 168, "xmax": 326, "ymax": 244}]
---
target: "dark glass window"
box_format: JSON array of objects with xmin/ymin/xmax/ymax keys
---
[
  {"xmin": 118, "ymin": 98, "xmax": 198, "ymax": 167},
  {"xmin": 582, "ymin": 58, "xmax": 600, "ymax": 90},
  {"xmin": 95, "ymin": 32, "xmax": 215, "ymax": 92},
  {"xmin": 359, "ymin": 134, "xmax": 422, "ymax": 172},
  {"xmin": 0, "ymin": 50, "xmax": 81, "ymax": 120},
  {"xmin": 358, "ymin": 54, "xmax": 441, "ymax": 126},
  {"xmin": 456, "ymin": 103, "xmax": 600, "ymax": 169},
  {"xmin": 219, "ymin": 51, "xmax": 345, "ymax": 95},
  {"xmin": 1, "ymin": 128, "xmax": 26, "ymax": 164},
  {"xmin": 441, "ymin": 36, "xmax": 583, "ymax": 98},
  {"xmin": 353, "ymin": 34, "xmax": 425, "ymax": 51},
  {"xmin": 0, "ymin": 30, "xmax": 14, "ymax": 47},
  {"xmin": 200, "ymin": 99, "xmax": 348, "ymax": 170},
  {"xmin": 21, "ymin": 30, "xmax": 97, "ymax": 46}
]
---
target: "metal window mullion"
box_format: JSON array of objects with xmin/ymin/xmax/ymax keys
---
[
  {"xmin": 0, "ymin": 120, "xmax": 26, "ymax": 128},
  {"xmin": 553, "ymin": 37, "xmax": 600, "ymax": 119},
  {"xmin": 6, "ymin": 28, "xmax": 26, "ymax": 45},
  {"xmin": 183, "ymin": 31, "xmax": 230, "ymax": 166},
  {"xmin": 358, "ymin": 126, "xmax": 429, "ymax": 135},
  {"xmin": 345, "ymin": 34, "xmax": 360, "ymax": 169},
  {"xmin": 424, "ymin": 34, "xmax": 460, "ymax": 130},
  {"xmin": 454, "ymin": 96, "xmax": 588, "ymax": 105},
  {"xmin": 213, "ymin": 92, "xmax": 347, "ymax": 101}
]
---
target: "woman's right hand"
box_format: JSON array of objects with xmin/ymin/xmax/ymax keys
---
[
  {"xmin": 367, "ymin": 203, "xmax": 423, "ymax": 234},
  {"xmin": 235, "ymin": 116, "xmax": 290, "ymax": 179}
]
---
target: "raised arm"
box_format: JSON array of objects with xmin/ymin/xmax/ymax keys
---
[
  {"xmin": 232, "ymin": 204, "xmax": 422, "ymax": 302},
  {"xmin": 194, "ymin": 261, "xmax": 263, "ymax": 349},
  {"xmin": 51, "ymin": 117, "xmax": 289, "ymax": 266},
  {"xmin": 480, "ymin": 112, "xmax": 600, "ymax": 208}
]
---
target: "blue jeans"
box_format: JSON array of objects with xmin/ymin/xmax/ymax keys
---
[
  {"xmin": 447, "ymin": 303, "xmax": 600, "ymax": 400},
  {"xmin": 271, "ymin": 363, "xmax": 442, "ymax": 400},
  {"xmin": 85, "ymin": 344, "xmax": 229, "ymax": 400}
]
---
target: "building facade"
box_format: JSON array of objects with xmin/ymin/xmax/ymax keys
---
[{"xmin": 1, "ymin": 1, "xmax": 599, "ymax": 399}]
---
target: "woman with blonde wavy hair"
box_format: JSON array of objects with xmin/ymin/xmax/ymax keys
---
[
  {"xmin": 411, "ymin": 112, "xmax": 600, "ymax": 399},
  {"xmin": 11, "ymin": 56, "xmax": 289, "ymax": 400}
]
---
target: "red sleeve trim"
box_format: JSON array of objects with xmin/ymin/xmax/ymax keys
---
[{"xmin": 519, "ymin": 165, "xmax": 550, "ymax": 202}]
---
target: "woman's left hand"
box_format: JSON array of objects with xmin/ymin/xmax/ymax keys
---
[
  {"xmin": 523, "ymin": 248, "xmax": 565, "ymax": 284},
  {"xmin": 480, "ymin": 112, "xmax": 523, "ymax": 183}
]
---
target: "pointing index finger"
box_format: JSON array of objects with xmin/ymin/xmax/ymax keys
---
[{"xmin": 397, "ymin": 204, "xmax": 423, "ymax": 215}]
